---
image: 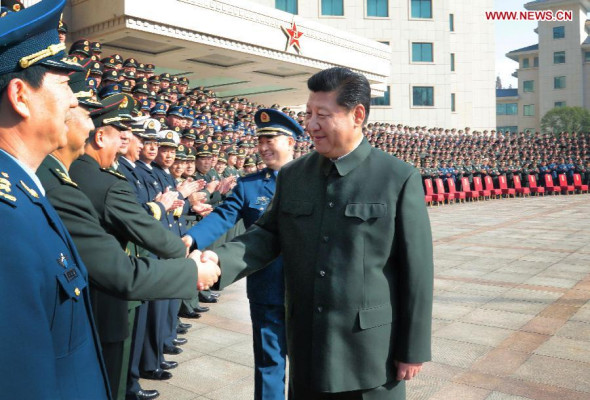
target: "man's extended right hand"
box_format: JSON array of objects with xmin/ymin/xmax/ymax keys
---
[{"xmin": 188, "ymin": 249, "xmax": 221, "ymax": 290}]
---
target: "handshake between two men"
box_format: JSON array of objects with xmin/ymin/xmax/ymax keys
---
[{"xmin": 184, "ymin": 241, "xmax": 221, "ymax": 291}]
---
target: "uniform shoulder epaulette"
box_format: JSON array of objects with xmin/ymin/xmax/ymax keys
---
[
  {"xmin": 52, "ymin": 168, "xmax": 78, "ymax": 187},
  {"xmin": 100, "ymin": 167, "xmax": 127, "ymax": 180},
  {"xmin": 243, "ymin": 170, "xmax": 262, "ymax": 179},
  {"xmin": 0, "ymin": 172, "xmax": 17, "ymax": 207}
]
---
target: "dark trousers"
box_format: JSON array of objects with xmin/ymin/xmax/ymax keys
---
[
  {"xmin": 127, "ymin": 302, "xmax": 148, "ymax": 397},
  {"xmin": 140, "ymin": 300, "xmax": 168, "ymax": 371},
  {"xmin": 164, "ymin": 299, "xmax": 180, "ymax": 347},
  {"xmin": 250, "ymin": 303, "xmax": 288, "ymax": 400},
  {"xmin": 289, "ymin": 380, "xmax": 406, "ymax": 400},
  {"xmin": 102, "ymin": 341, "xmax": 125, "ymax": 400}
]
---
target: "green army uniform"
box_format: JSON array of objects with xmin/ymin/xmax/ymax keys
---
[
  {"xmin": 37, "ymin": 155, "xmax": 198, "ymax": 398},
  {"xmin": 214, "ymin": 138, "xmax": 433, "ymax": 399}
]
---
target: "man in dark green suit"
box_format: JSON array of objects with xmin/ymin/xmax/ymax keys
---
[{"xmin": 197, "ymin": 68, "xmax": 433, "ymax": 399}]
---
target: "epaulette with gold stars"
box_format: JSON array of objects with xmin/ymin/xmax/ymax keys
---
[
  {"xmin": 0, "ymin": 172, "xmax": 16, "ymax": 206},
  {"xmin": 20, "ymin": 180, "xmax": 39, "ymax": 199},
  {"xmin": 54, "ymin": 168, "xmax": 78, "ymax": 187},
  {"xmin": 100, "ymin": 168, "xmax": 127, "ymax": 180}
]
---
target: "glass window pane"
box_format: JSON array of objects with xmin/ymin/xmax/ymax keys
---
[
  {"xmin": 507, "ymin": 103, "xmax": 517, "ymax": 115},
  {"xmin": 450, "ymin": 53, "xmax": 455, "ymax": 71},
  {"xmin": 534, "ymin": 57, "xmax": 539, "ymax": 67},
  {"xmin": 585, "ymin": 52, "xmax": 590, "ymax": 62},
  {"xmin": 412, "ymin": 43, "xmax": 433, "ymax": 62},
  {"xmin": 553, "ymin": 51, "xmax": 565, "ymax": 64},
  {"xmin": 451, "ymin": 93, "xmax": 456, "ymax": 112},
  {"xmin": 413, "ymin": 86, "xmax": 434, "ymax": 106},
  {"xmin": 411, "ymin": 0, "xmax": 431, "ymax": 18},
  {"xmin": 275, "ymin": 0, "xmax": 298, "ymax": 14},
  {"xmin": 522, "ymin": 58, "xmax": 529, "ymax": 68},
  {"xmin": 449, "ymin": 14, "xmax": 454, "ymax": 31},
  {"xmin": 554, "ymin": 76, "xmax": 566, "ymax": 89},
  {"xmin": 367, "ymin": 0, "xmax": 388, "ymax": 17},
  {"xmin": 322, "ymin": 0, "xmax": 343, "ymax": 16},
  {"xmin": 523, "ymin": 80, "xmax": 534, "ymax": 92},
  {"xmin": 554, "ymin": 101, "xmax": 566, "ymax": 107},
  {"xmin": 524, "ymin": 105, "xmax": 534, "ymax": 116},
  {"xmin": 553, "ymin": 26, "xmax": 565, "ymax": 39},
  {"xmin": 371, "ymin": 86, "xmax": 390, "ymax": 106}
]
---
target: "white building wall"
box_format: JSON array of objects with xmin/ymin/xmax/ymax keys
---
[{"xmin": 252, "ymin": 0, "xmax": 496, "ymax": 130}]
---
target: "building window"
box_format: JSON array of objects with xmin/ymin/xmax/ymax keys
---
[
  {"xmin": 413, "ymin": 86, "xmax": 434, "ymax": 106},
  {"xmin": 522, "ymin": 58, "xmax": 529, "ymax": 68},
  {"xmin": 554, "ymin": 76, "xmax": 566, "ymax": 89},
  {"xmin": 523, "ymin": 80, "xmax": 534, "ymax": 92},
  {"xmin": 371, "ymin": 86, "xmax": 390, "ymax": 106},
  {"xmin": 379, "ymin": 41, "xmax": 390, "ymax": 46},
  {"xmin": 321, "ymin": 0, "xmax": 343, "ymax": 16},
  {"xmin": 497, "ymin": 103, "xmax": 518, "ymax": 115},
  {"xmin": 553, "ymin": 26, "xmax": 565, "ymax": 39},
  {"xmin": 449, "ymin": 14, "xmax": 454, "ymax": 31},
  {"xmin": 451, "ymin": 93, "xmax": 456, "ymax": 112},
  {"xmin": 450, "ymin": 53, "xmax": 455, "ymax": 71},
  {"xmin": 534, "ymin": 57, "xmax": 539, "ymax": 67},
  {"xmin": 275, "ymin": 0, "xmax": 298, "ymax": 14},
  {"xmin": 523, "ymin": 104, "xmax": 535, "ymax": 116},
  {"xmin": 554, "ymin": 51, "xmax": 565, "ymax": 64},
  {"xmin": 412, "ymin": 42, "xmax": 433, "ymax": 62},
  {"xmin": 411, "ymin": 0, "xmax": 431, "ymax": 18},
  {"xmin": 367, "ymin": 0, "xmax": 388, "ymax": 17},
  {"xmin": 554, "ymin": 101, "xmax": 566, "ymax": 107},
  {"xmin": 585, "ymin": 51, "xmax": 590, "ymax": 62},
  {"xmin": 497, "ymin": 126, "xmax": 518, "ymax": 133}
]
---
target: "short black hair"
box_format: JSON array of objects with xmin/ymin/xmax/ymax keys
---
[
  {"xmin": 307, "ymin": 67, "xmax": 371, "ymax": 123},
  {"xmin": 0, "ymin": 65, "xmax": 49, "ymax": 105}
]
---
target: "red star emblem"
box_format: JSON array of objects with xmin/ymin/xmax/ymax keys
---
[{"xmin": 282, "ymin": 21, "xmax": 303, "ymax": 53}]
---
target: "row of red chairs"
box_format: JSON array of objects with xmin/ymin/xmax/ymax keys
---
[{"xmin": 423, "ymin": 174, "xmax": 589, "ymax": 205}]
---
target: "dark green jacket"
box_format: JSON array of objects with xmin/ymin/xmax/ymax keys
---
[
  {"xmin": 57, "ymin": 155, "xmax": 196, "ymax": 342},
  {"xmin": 215, "ymin": 138, "xmax": 434, "ymax": 393}
]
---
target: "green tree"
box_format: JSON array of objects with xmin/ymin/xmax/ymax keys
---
[{"xmin": 541, "ymin": 106, "xmax": 590, "ymax": 135}]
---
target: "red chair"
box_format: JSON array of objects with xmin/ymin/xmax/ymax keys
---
[
  {"xmin": 473, "ymin": 176, "xmax": 491, "ymax": 200},
  {"xmin": 447, "ymin": 178, "xmax": 465, "ymax": 202},
  {"xmin": 557, "ymin": 174, "xmax": 575, "ymax": 194},
  {"xmin": 544, "ymin": 175, "xmax": 562, "ymax": 195},
  {"xmin": 573, "ymin": 173, "xmax": 589, "ymax": 194},
  {"xmin": 498, "ymin": 175, "xmax": 516, "ymax": 198},
  {"xmin": 434, "ymin": 178, "xmax": 455, "ymax": 204},
  {"xmin": 513, "ymin": 175, "xmax": 530, "ymax": 197},
  {"xmin": 484, "ymin": 176, "xmax": 502, "ymax": 199},
  {"xmin": 424, "ymin": 178, "xmax": 444, "ymax": 204},
  {"xmin": 527, "ymin": 175, "xmax": 545, "ymax": 196},
  {"xmin": 461, "ymin": 177, "xmax": 480, "ymax": 201}
]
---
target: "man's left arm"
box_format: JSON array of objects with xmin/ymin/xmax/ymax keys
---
[{"xmin": 392, "ymin": 169, "xmax": 434, "ymax": 377}]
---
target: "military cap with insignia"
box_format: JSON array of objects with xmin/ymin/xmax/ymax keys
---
[
  {"xmin": 3, "ymin": 0, "xmax": 24, "ymax": 13},
  {"xmin": 101, "ymin": 56, "xmax": 117, "ymax": 69},
  {"xmin": 237, "ymin": 148, "xmax": 247, "ymax": 158},
  {"xmin": 90, "ymin": 93, "xmax": 135, "ymax": 130},
  {"xmin": 167, "ymin": 106, "xmax": 185, "ymax": 118},
  {"xmin": 226, "ymin": 145, "xmax": 238, "ymax": 155},
  {"xmin": 123, "ymin": 58, "xmax": 138, "ymax": 68},
  {"xmin": 98, "ymin": 83, "xmax": 122, "ymax": 99},
  {"xmin": 160, "ymin": 73, "xmax": 171, "ymax": 82},
  {"xmin": 139, "ymin": 99, "xmax": 150, "ymax": 112},
  {"xmin": 69, "ymin": 39, "xmax": 91, "ymax": 57},
  {"xmin": 123, "ymin": 70, "xmax": 136, "ymax": 80},
  {"xmin": 0, "ymin": 0, "xmax": 84, "ymax": 76},
  {"xmin": 158, "ymin": 129, "xmax": 179, "ymax": 148},
  {"xmin": 110, "ymin": 54, "xmax": 123, "ymax": 64},
  {"xmin": 179, "ymin": 77, "xmax": 189, "ymax": 85},
  {"xmin": 133, "ymin": 83, "xmax": 149, "ymax": 95},
  {"xmin": 244, "ymin": 156, "xmax": 256, "ymax": 167},
  {"xmin": 186, "ymin": 147, "xmax": 196, "ymax": 161},
  {"xmin": 145, "ymin": 63, "xmax": 155, "ymax": 72},
  {"xmin": 175, "ymin": 144, "xmax": 187, "ymax": 160},
  {"xmin": 148, "ymin": 75, "xmax": 160, "ymax": 84},
  {"xmin": 89, "ymin": 60, "xmax": 103, "ymax": 75},
  {"xmin": 222, "ymin": 135, "xmax": 232, "ymax": 145},
  {"xmin": 90, "ymin": 41, "xmax": 101, "ymax": 54},
  {"xmin": 195, "ymin": 134, "xmax": 206, "ymax": 144},
  {"xmin": 255, "ymin": 108, "xmax": 304, "ymax": 139},
  {"xmin": 195, "ymin": 143, "xmax": 212, "ymax": 157},
  {"xmin": 183, "ymin": 128, "xmax": 197, "ymax": 139},
  {"xmin": 210, "ymin": 143, "xmax": 220, "ymax": 154},
  {"xmin": 102, "ymin": 69, "xmax": 120, "ymax": 82},
  {"xmin": 129, "ymin": 120, "xmax": 149, "ymax": 139},
  {"xmin": 142, "ymin": 118, "xmax": 160, "ymax": 139},
  {"xmin": 120, "ymin": 79, "xmax": 132, "ymax": 92},
  {"xmin": 217, "ymin": 152, "xmax": 228, "ymax": 163},
  {"xmin": 67, "ymin": 58, "xmax": 101, "ymax": 109},
  {"xmin": 150, "ymin": 102, "xmax": 167, "ymax": 116}
]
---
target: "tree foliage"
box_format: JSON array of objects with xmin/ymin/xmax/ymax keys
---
[{"xmin": 541, "ymin": 106, "xmax": 590, "ymax": 135}]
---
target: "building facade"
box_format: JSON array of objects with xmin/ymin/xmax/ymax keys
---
[
  {"xmin": 499, "ymin": 0, "xmax": 590, "ymax": 133},
  {"xmin": 254, "ymin": 0, "xmax": 496, "ymax": 130}
]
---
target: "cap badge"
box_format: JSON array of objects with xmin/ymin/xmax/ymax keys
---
[
  {"xmin": 260, "ymin": 112, "xmax": 270, "ymax": 123},
  {"xmin": 120, "ymin": 96, "xmax": 128, "ymax": 109},
  {"xmin": 166, "ymin": 132, "xmax": 174, "ymax": 139}
]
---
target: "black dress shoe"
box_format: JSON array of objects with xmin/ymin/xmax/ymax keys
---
[
  {"xmin": 172, "ymin": 338, "xmax": 187, "ymax": 346},
  {"xmin": 178, "ymin": 310, "xmax": 201, "ymax": 319},
  {"xmin": 209, "ymin": 292, "xmax": 221, "ymax": 299},
  {"xmin": 135, "ymin": 389, "xmax": 160, "ymax": 400},
  {"xmin": 140, "ymin": 369, "xmax": 172, "ymax": 380},
  {"xmin": 176, "ymin": 327, "xmax": 188, "ymax": 335},
  {"xmin": 163, "ymin": 345, "xmax": 183, "ymax": 355},
  {"xmin": 135, "ymin": 389, "xmax": 159, "ymax": 400},
  {"xmin": 178, "ymin": 322, "xmax": 192, "ymax": 329},
  {"xmin": 199, "ymin": 293, "xmax": 218, "ymax": 303},
  {"xmin": 194, "ymin": 304, "xmax": 210, "ymax": 312},
  {"xmin": 160, "ymin": 360, "xmax": 178, "ymax": 370}
]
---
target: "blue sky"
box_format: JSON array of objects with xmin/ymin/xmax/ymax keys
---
[{"xmin": 494, "ymin": 0, "xmax": 537, "ymax": 88}]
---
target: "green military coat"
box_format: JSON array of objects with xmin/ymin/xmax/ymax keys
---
[{"xmin": 215, "ymin": 138, "xmax": 434, "ymax": 395}]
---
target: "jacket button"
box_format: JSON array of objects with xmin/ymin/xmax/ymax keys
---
[
  {"xmin": 319, "ymin": 270, "xmax": 326, "ymax": 277},
  {"xmin": 322, "ymin": 236, "xmax": 329, "ymax": 242},
  {"xmin": 317, "ymin": 306, "xmax": 323, "ymax": 313},
  {"xmin": 169, "ymin": 224, "xmax": 172, "ymax": 228},
  {"xmin": 328, "ymin": 202, "xmax": 334, "ymax": 208}
]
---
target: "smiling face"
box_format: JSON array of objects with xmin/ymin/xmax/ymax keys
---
[
  {"xmin": 257, "ymin": 135, "xmax": 293, "ymax": 171},
  {"xmin": 304, "ymin": 90, "xmax": 364, "ymax": 159}
]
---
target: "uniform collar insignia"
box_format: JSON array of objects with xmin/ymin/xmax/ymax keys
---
[
  {"xmin": 1, "ymin": 172, "xmax": 9, "ymax": 178},
  {"xmin": 0, "ymin": 177, "xmax": 11, "ymax": 192},
  {"xmin": 256, "ymin": 196, "xmax": 269, "ymax": 204},
  {"xmin": 55, "ymin": 169, "xmax": 78, "ymax": 187},
  {"xmin": 20, "ymin": 180, "xmax": 39, "ymax": 198}
]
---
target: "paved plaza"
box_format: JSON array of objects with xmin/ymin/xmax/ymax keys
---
[{"xmin": 142, "ymin": 194, "xmax": 590, "ymax": 400}]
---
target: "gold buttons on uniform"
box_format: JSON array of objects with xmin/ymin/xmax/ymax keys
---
[{"xmin": 74, "ymin": 288, "xmax": 81, "ymax": 296}]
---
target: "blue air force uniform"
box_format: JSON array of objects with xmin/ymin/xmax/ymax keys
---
[{"xmin": 185, "ymin": 108, "xmax": 303, "ymax": 400}]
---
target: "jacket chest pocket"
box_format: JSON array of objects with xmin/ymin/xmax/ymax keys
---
[
  {"xmin": 281, "ymin": 200, "xmax": 314, "ymax": 217},
  {"xmin": 52, "ymin": 265, "xmax": 89, "ymax": 357},
  {"xmin": 344, "ymin": 203, "xmax": 387, "ymax": 222}
]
